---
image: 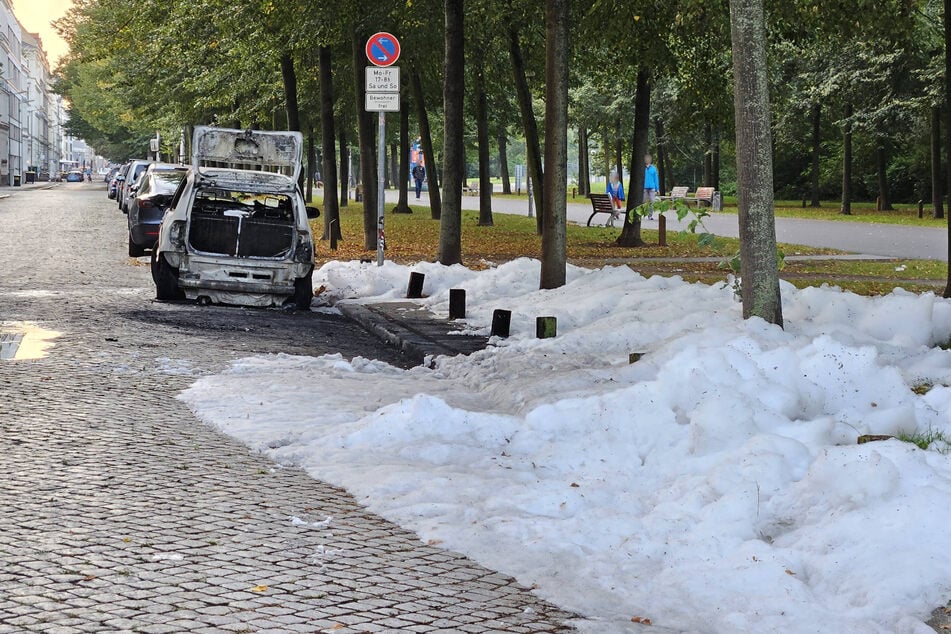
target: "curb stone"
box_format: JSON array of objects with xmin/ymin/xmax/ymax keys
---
[{"xmin": 337, "ymin": 301, "xmax": 490, "ymax": 366}]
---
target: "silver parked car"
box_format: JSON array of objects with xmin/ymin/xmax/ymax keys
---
[{"xmin": 151, "ymin": 127, "xmax": 319, "ymax": 308}]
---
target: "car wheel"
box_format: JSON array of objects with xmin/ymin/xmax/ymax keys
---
[
  {"xmin": 293, "ymin": 271, "xmax": 313, "ymax": 309},
  {"xmin": 128, "ymin": 233, "xmax": 146, "ymax": 258},
  {"xmin": 152, "ymin": 247, "xmax": 183, "ymax": 300}
]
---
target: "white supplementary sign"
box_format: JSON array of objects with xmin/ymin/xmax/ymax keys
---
[
  {"xmin": 365, "ymin": 92, "xmax": 400, "ymax": 112},
  {"xmin": 366, "ymin": 67, "xmax": 400, "ymax": 93}
]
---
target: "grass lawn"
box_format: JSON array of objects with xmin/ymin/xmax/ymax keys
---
[{"xmin": 309, "ymin": 200, "xmax": 949, "ymax": 297}]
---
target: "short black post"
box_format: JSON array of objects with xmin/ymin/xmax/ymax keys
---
[
  {"xmin": 919, "ymin": 200, "xmax": 924, "ymax": 219},
  {"xmin": 407, "ymin": 272, "xmax": 425, "ymax": 298},
  {"xmin": 490, "ymin": 309, "xmax": 511, "ymax": 338},
  {"xmin": 449, "ymin": 289, "xmax": 466, "ymax": 319},
  {"xmin": 658, "ymin": 214, "xmax": 667, "ymax": 246},
  {"xmin": 536, "ymin": 316, "xmax": 557, "ymax": 339}
]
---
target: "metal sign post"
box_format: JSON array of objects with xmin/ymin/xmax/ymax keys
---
[
  {"xmin": 365, "ymin": 33, "xmax": 401, "ymax": 267},
  {"xmin": 377, "ymin": 112, "xmax": 385, "ymax": 266}
]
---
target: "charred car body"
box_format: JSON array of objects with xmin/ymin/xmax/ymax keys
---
[{"xmin": 151, "ymin": 127, "xmax": 318, "ymax": 309}]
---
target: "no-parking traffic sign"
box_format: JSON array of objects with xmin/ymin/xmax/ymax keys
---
[{"xmin": 365, "ymin": 32, "xmax": 400, "ymax": 67}]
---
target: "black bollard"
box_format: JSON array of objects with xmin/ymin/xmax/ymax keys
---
[
  {"xmin": 919, "ymin": 200, "xmax": 924, "ymax": 219},
  {"xmin": 406, "ymin": 272, "xmax": 425, "ymax": 298},
  {"xmin": 449, "ymin": 289, "xmax": 466, "ymax": 319},
  {"xmin": 536, "ymin": 316, "xmax": 557, "ymax": 339},
  {"xmin": 658, "ymin": 214, "xmax": 667, "ymax": 246},
  {"xmin": 490, "ymin": 309, "xmax": 512, "ymax": 338}
]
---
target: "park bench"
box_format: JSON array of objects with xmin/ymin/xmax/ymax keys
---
[
  {"xmin": 587, "ymin": 193, "xmax": 618, "ymax": 226},
  {"xmin": 657, "ymin": 186, "xmax": 689, "ymax": 202},
  {"xmin": 687, "ymin": 186, "xmax": 716, "ymax": 208},
  {"xmin": 463, "ymin": 181, "xmax": 480, "ymax": 195}
]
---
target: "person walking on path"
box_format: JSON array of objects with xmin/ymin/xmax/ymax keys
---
[
  {"xmin": 412, "ymin": 163, "xmax": 426, "ymax": 199},
  {"xmin": 644, "ymin": 154, "xmax": 659, "ymax": 220},
  {"xmin": 606, "ymin": 171, "xmax": 625, "ymax": 227}
]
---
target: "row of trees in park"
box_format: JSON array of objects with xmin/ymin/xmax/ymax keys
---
[{"xmin": 55, "ymin": 0, "xmax": 951, "ymax": 324}]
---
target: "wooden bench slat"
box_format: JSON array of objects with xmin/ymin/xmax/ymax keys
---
[{"xmin": 587, "ymin": 193, "xmax": 618, "ymax": 226}]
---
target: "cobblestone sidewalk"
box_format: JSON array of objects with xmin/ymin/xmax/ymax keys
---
[{"xmin": 0, "ymin": 188, "xmax": 578, "ymax": 633}]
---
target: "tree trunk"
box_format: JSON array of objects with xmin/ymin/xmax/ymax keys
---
[
  {"xmin": 475, "ymin": 55, "xmax": 493, "ymax": 226},
  {"xmin": 947, "ymin": 105, "xmax": 951, "ymax": 226},
  {"xmin": 616, "ymin": 67, "xmax": 650, "ymax": 248},
  {"xmin": 410, "ymin": 64, "xmax": 442, "ymax": 219},
  {"xmin": 876, "ymin": 141, "xmax": 893, "ymax": 210},
  {"xmin": 540, "ymin": 0, "xmax": 568, "ymax": 289},
  {"xmin": 509, "ymin": 27, "xmax": 544, "ymax": 234},
  {"xmin": 280, "ymin": 52, "xmax": 303, "ymax": 191},
  {"xmin": 730, "ymin": 0, "xmax": 783, "ymax": 327},
  {"xmin": 352, "ymin": 31, "xmax": 377, "ymax": 250},
  {"xmin": 841, "ymin": 102, "xmax": 852, "ymax": 215},
  {"xmin": 944, "ymin": 0, "xmax": 951, "ymax": 297},
  {"xmin": 654, "ymin": 118, "xmax": 667, "ymax": 196},
  {"xmin": 810, "ymin": 103, "xmax": 821, "ymax": 207},
  {"xmin": 339, "ymin": 129, "xmax": 349, "ymax": 208},
  {"xmin": 498, "ymin": 128, "xmax": 512, "ymax": 194},
  {"xmin": 579, "ymin": 126, "xmax": 590, "ymax": 196},
  {"xmin": 390, "ymin": 142, "xmax": 398, "ymax": 192},
  {"xmin": 932, "ymin": 105, "xmax": 944, "ymax": 219},
  {"xmin": 439, "ymin": 0, "xmax": 464, "ymax": 265},
  {"xmin": 281, "ymin": 53, "xmax": 300, "ymax": 132},
  {"xmin": 703, "ymin": 123, "xmax": 713, "ymax": 187},
  {"xmin": 393, "ymin": 93, "xmax": 411, "ymax": 214},
  {"xmin": 306, "ymin": 129, "xmax": 315, "ymax": 203},
  {"xmin": 319, "ymin": 45, "xmax": 341, "ymax": 244},
  {"xmin": 712, "ymin": 128, "xmax": 720, "ymax": 192},
  {"xmin": 615, "ymin": 118, "xmax": 624, "ymax": 177}
]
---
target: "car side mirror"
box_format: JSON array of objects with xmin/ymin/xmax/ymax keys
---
[{"xmin": 306, "ymin": 206, "xmax": 320, "ymax": 219}]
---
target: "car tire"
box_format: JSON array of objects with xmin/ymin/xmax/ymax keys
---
[
  {"xmin": 152, "ymin": 247, "xmax": 183, "ymax": 300},
  {"xmin": 293, "ymin": 271, "xmax": 313, "ymax": 309},
  {"xmin": 128, "ymin": 233, "xmax": 146, "ymax": 258}
]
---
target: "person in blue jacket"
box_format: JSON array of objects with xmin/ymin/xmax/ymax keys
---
[
  {"xmin": 605, "ymin": 171, "xmax": 624, "ymax": 226},
  {"xmin": 644, "ymin": 153, "xmax": 659, "ymax": 220}
]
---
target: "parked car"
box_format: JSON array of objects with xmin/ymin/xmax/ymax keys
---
[
  {"xmin": 113, "ymin": 162, "xmax": 131, "ymax": 202},
  {"xmin": 118, "ymin": 160, "xmax": 151, "ymax": 212},
  {"xmin": 151, "ymin": 126, "xmax": 319, "ymax": 308},
  {"xmin": 108, "ymin": 173, "xmax": 124, "ymax": 199},
  {"xmin": 104, "ymin": 167, "xmax": 118, "ymax": 185},
  {"xmin": 127, "ymin": 164, "xmax": 188, "ymax": 257},
  {"xmin": 66, "ymin": 171, "xmax": 84, "ymax": 182}
]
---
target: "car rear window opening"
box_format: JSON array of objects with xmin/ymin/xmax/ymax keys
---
[{"xmin": 187, "ymin": 190, "xmax": 295, "ymax": 258}]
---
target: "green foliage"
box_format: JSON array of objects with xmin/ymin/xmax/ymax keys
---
[
  {"xmin": 896, "ymin": 427, "xmax": 951, "ymax": 454},
  {"xmin": 628, "ymin": 197, "xmax": 716, "ymax": 246}
]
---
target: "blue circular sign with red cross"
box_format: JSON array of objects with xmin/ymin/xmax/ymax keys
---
[{"xmin": 366, "ymin": 32, "xmax": 401, "ymax": 67}]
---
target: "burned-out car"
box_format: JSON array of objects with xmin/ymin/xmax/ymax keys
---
[{"xmin": 150, "ymin": 127, "xmax": 318, "ymax": 308}]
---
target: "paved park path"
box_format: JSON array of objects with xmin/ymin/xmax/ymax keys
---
[{"xmin": 386, "ymin": 190, "xmax": 948, "ymax": 261}]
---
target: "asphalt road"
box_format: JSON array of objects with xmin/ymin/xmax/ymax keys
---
[
  {"xmin": 0, "ymin": 182, "xmax": 575, "ymax": 633},
  {"xmin": 386, "ymin": 189, "xmax": 950, "ymax": 260}
]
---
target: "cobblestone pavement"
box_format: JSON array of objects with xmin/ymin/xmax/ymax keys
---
[{"xmin": 0, "ymin": 183, "xmax": 577, "ymax": 633}]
